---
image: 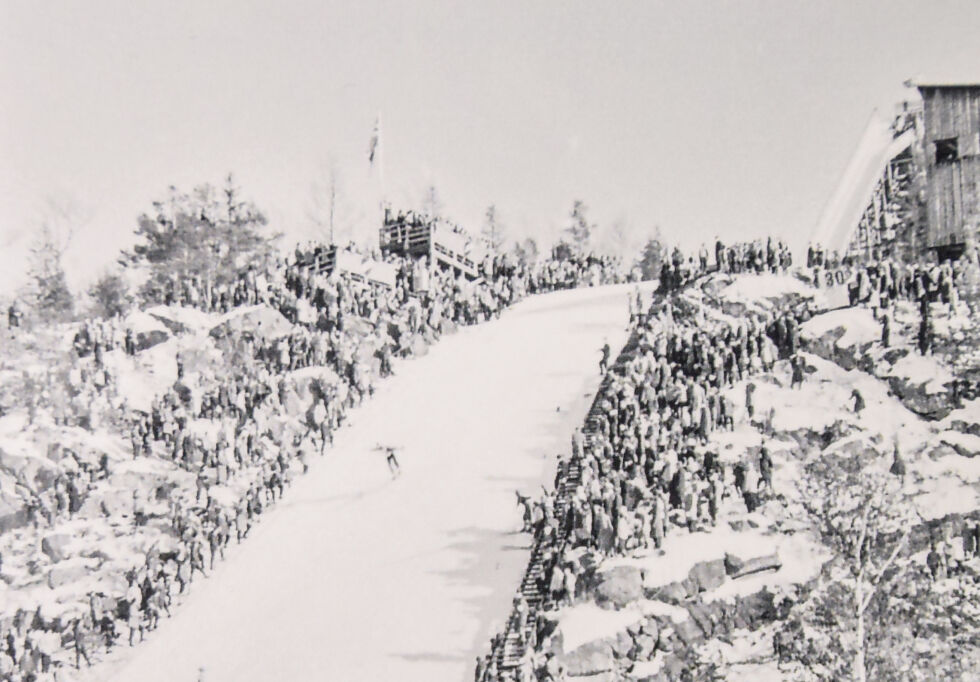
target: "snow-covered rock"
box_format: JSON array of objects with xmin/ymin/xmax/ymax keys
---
[
  {"xmin": 801, "ymin": 307, "xmax": 879, "ymax": 371},
  {"xmin": 596, "ymin": 565, "xmax": 645, "ymax": 610},
  {"xmin": 209, "ymin": 304, "xmax": 294, "ymax": 340},
  {"xmin": 41, "ymin": 533, "xmax": 73, "ymax": 563}
]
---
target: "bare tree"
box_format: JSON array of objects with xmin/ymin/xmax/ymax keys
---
[
  {"xmin": 308, "ymin": 160, "xmax": 347, "ymax": 245},
  {"xmin": 22, "ymin": 195, "xmax": 87, "ymax": 320},
  {"xmin": 778, "ymin": 452, "xmax": 915, "ymax": 681},
  {"xmin": 422, "ymin": 185, "xmax": 443, "ymax": 220}
]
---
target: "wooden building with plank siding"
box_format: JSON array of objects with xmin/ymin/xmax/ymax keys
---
[{"xmin": 916, "ymin": 83, "xmax": 980, "ymax": 256}]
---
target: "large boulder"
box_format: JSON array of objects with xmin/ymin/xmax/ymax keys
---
[
  {"xmin": 732, "ymin": 553, "xmax": 782, "ymax": 579},
  {"xmin": 631, "ymin": 633, "xmax": 658, "ymax": 660},
  {"xmin": 47, "ymin": 560, "xmax": 91, "ymax": 589},
  {"xmin": 724, "ymin": 553, "xmax": 745, "ymax": 577},
  {"xmin": 887, "ymin": 376, "xmax": 952, "ymax": 420},
  {"xmin": 685, "ymin": 603, "xmax": 718, "ymax": 639},
  {"xmin": 209, "ymin": 304, "xmax": 294, "ymax": 341},
  {"xmin": 733, "ymin": 589, "xmax": 776, "ymax": 630},
  {"xmin": 561, "ymin": 639, "xmax": 615, "ymax": 676},
  {"xmin": 672, "ymin": 617, "xmax": 706, "ymax": 647},
  {"xmin": 608, "ymin": 629, "xmax": 633, "ymax": 658},
  {"xmin": 0, "ymin": 497, "xmax": 27, "ymax": 534},
  {"xmin": 938, "ymin": 431, "xmax": 980, "ymax": 458},
  {"xmin": 687, "ymin": 559, "xmax": 726, "ymax": 593},
  {"xmin": 880, "ymin": 352, "xmax": 954, "ymax": 420},
  {"xmin": 651, "ymin": 581, "xmax": 689, "ymax": 605},
  {"xmin": 41, "ymin": 533, "xmax": 73, "ymax": 563},
  {"xmin": 595, "ymin": 565, "xmax": 644, "ymax": 610}
]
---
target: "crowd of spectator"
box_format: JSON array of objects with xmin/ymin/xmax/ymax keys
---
[{"xmin": 710, "ymin": 237, "xmax": 793, "ymax": 276}]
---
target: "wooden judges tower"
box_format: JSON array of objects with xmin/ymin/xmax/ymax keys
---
[
  {"xmin": 915, "ymin": 82, "xmax": 980, "ymax": 259},
  {"xmin": 378, "ymin": 208, "xmax": 480, "ymax": 279}
]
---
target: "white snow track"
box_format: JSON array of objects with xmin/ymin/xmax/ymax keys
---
[{"xmin": 99, "ymin": 284, "xmax": 645, "ymax": 682}]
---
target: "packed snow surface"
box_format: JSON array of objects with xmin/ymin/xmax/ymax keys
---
[{"xmin": 97, "ymin": 283, "xmax": 645, "ymax": 682}]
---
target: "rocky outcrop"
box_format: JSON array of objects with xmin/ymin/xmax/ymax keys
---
[
  {"xmin": 47, "ymin": 560, "xmax": 92, "ymax": 589},
  {"xmin": 563, "ymin": 586, "xmax": 787, "ymax": 682},
  {"xmin": 886, "ymin": 372, "xmax": 953, "ymax": 420},
  {"xmin": 938, "ymin": 431, "xmax": 980, "ymax": 457},
  {"xmin": 801, "ymin": 307, "xmax": 880, "ymax": 372}
]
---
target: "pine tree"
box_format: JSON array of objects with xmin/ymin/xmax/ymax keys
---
[
  {"xmin": 636, "ymin": 233, "xmax": 665, "ymax": 281},
  {"xmin": 26, "ymin": 224, "xmax": 74, "ymax": 320},
  {"xmin": 513, "ymin": 237, "xmax": 539, "ymax": 267},
  {"xmin": 482, "ymin": 204, "xmax": 507, "ymax": 254},
  {"xmin": 89, "ymin": 271, "xmax": 130, "ymax": 318},
  {"xmin": 125, "ymin": 176, "xmax": 280, "ymax": 303},
  {"xmin": 564, "ymin": 200, "xmax": 594, "ymax": 254}
]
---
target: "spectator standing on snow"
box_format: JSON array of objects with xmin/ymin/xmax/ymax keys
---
[
  {"xmin": 851, "ymin": 388, "xmax": 865, "ymax": 414},
  {"xmin": 890, "ymin": 440, "xmax": 907, "ymax": 481},
  {"xmin": 745, "ymin": 382, "xmax": 757, "ymax": 419},
  {"xmin": 790, "ymin": 354, "xmax": 805, "ymax": 389},
  {"xmin": 759, "ymin": 443, "xmax": 774, "ymax": 495},
  {"xmin": 125, "ymin": 580, "xmax": 143, "ymax": 646}
]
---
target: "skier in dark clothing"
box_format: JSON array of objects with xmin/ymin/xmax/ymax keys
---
[
  {"xmin": 599, "ymin": 342, "xmax": 611, "ymax": 375},
  {"xmin": 851, "ymin": 389, "xmax": 866, "ymax": 414},
  {"xmin": 889, "ymin": 439, "xmax": 906, "ymax": 480},
  {"xmin": 376, "ymin": 445, "xmax": 402, "ymax": 478},
  {"xmin": 759, "ymin": 442, "xmax": 774, "ymax": 494}
]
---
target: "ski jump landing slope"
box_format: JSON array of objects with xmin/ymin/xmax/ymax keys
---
[
  {"xmin": 105, "ymin": 283, "xmax": 646, "ymax": 682},
  {"xmin": 812, "ymin": 110, "xmax": 915, "ymax": 255}
]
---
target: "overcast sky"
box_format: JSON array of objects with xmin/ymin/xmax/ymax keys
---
[{"xmin": 2, "ymin": 0, "xmax": 980, "ymax": 292}]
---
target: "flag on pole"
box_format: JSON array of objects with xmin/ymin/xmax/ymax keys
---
[{"xmin": 368, "ymin": 113, "xmax": 382, "ymax": 166}]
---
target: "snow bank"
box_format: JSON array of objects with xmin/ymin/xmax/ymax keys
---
[
  {"xmin": 145, "ymin": 305, "xmax": 215, "ymax": 335},
  {"xmin": 718, "ymin": 273, "xmax": 813, "ymax": 308},
  {"xmin": 209, "ymin": 304, "xmax": 294, "ymax": 340},
  {"xmin": 888, "ymin": 353, "xmax": 954, "ymax": 395},
  {"xmin": 801, "ymin": 306, "xmax": 880, "ymax": 351}
]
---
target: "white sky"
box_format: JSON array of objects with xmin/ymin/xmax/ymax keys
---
[{"xmin": 3, "ymin": 0, "xmax": 980, "ymax": 292}]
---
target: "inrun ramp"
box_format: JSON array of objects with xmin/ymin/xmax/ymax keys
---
[
  {"xmin": 812, "ymin": 109, "xmax": 915, "ymax": 255},
  {"xmin": 100, "ymin": 283, "xmax": 646, "ymax": 682}
]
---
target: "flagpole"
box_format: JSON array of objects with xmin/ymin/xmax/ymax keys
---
[{"xmin": 377, "ymin": 110, "xmax": 385, "ymax": 198}]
